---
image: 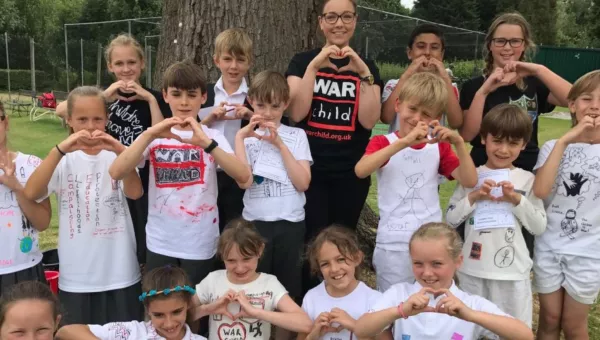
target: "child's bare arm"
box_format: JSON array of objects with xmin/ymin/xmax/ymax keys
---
[
  {"xmin": 450, "ymin": 140, "xmax": 478, "ymax": 188},
  {"xmin": 354, "ymin": 139, "xmax": 407, "ymax": 179},
  {"xmin": 55, "ymin": 325, "xmax": 99, "ymax": 340},
  {"xmin": 533, "ymin": 140, "xmax": 568, "ymax": 199},
  {"xmin": 233, "ymin": 133, "xmax": 254, "ymax": 189}
]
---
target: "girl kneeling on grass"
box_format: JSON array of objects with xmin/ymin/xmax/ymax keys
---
[
  {"xmin": 23, "ymin": 86, "xmax": 143, "ymax": 325},
  {"xmin": 56, "ymin": 266, "xmax": 205, "ymax": 340},
  {"xmin": 190, "ymin": 219, "xmax": 312, "ymax": 340},
  {"xmin": 355, "ymin": 222, "xmax": 533, "ymax": 340}
]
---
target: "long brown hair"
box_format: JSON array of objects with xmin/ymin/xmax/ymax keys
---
[
  {"xmin": 483, "ymin": 12, "xmax": 536, "ymax": 90},
  {"xmin": 0, "ymin": 281, "xmax": 61, "ymax": 328},
  {"xmin": 307, "ymin": 225, "xmax": 363, "ymax": 278}
]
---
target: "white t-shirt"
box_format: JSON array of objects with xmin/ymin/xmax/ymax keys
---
[
  {"xmin": 302, "ymin": 281, "xmax": 381, "ymax": 340},
  {"xmin": 371, "ymin": 281, "xmax": 509, "ymax": 340},
  {"xmin": 0, "ymin": 153, "xmax": 43, "ymax": 275},
  {"xmin": 196, "ymin": 270, "xmax": 288, "ymax": 340},
  {"xmin": 198, "ymin": 77, "xmax": 249, "ymax": 149},
  {"xmin": 141, "ymin": 127, "xmax": 233, "ymax": 260},
  {"xmin": 47, "ymin": 150, "xmax": 140, "ymax": 292},
  {"xmin": 89, "ymin": 320, "xmax": 206, "ymax": 340},
  {"xmin": 533, "ymin": 140, "xmax": 600, "ymax": 258},
  {"xmin": 446, "ymin": 166, "xmax": 547, "ymax": 280},
  {"xmin": 242, "ymin": 125, "xmax": 313, "ymax": 222}
]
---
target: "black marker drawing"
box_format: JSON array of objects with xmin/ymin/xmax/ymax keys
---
[
  {"xmin": 562, "ymin": 173, "xmax": 589, "ymax": 197},
  {"xmin": 389, "ymin": 172, "xmax": 435, "ymax": 227},
  {"xmin": 505, "ymin": 229, "xmax": 515, "ymax": 243},
  {"xmin": 494, "ymin": 246, "xmax": 515, "ymax": 268},
  {"xmin": 560, "ymin": 209, "xmax": 579, "ymax": 239}
]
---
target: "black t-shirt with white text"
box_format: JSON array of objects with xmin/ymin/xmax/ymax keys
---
[
  {"xmin": 460, "ymin": 75, "xmax": 554, "ymax": 171},
  {"xmin": 106, "ymin": 87, "xmax": 172, "ymax": 147},
  {"xmin": 106, "ymin": 86, "xmax": 172, "ymax": 188},
  {"xmin": 285, "ymin": 48, "xmax": 383, "ymax": 177}
]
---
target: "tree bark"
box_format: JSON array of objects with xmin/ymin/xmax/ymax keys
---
[
  {"xmin": 154, "ymin": 0, "xmax": 324, "ymax": 86},
  {"xmin": 357, "ymin": 204, "xmax": 378, "ymax": 270}
]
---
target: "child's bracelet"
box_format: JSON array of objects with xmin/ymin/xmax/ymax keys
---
[
  {"xmin": 55, "ymin": 145, "xmax": 66, "ymax": 156},
  {"xmin": 397, "ymin": 302, "xmax": 408, "ymax": 319}
]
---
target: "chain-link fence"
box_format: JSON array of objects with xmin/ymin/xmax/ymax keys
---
[{"xmin": 353, "ymin": 5, "xmax": 486, "ymax": 85}]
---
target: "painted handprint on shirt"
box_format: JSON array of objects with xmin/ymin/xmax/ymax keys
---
[{"xmin": 561, "ymin": 173, "xmax": 589, "ymax": 197}]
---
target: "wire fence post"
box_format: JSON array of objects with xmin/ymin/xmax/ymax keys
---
[
  {"xmin": 5, "ymin": 32, "xmax": 10, "ymax": 94},
  {"xmin": 128, "ymin": 20, "xmax": 132, "ymax": 35},
  {"xmin": 80, "ymin": 38, "xmax": 84, "ymax": 85},
  {"xmin": 145, "ymin": 35, "xmax": 150, "ymax": 88},
  {"xmin": 365, "ymin": 36, "xmax": 369, "ymax": 59},
  {"xmin": 30, "ymin": 38, "xmax": 36, "ymax": 94},
  {"xmin": 96, "ymin": 43, "xmax": 102, "ymax": 86},
  {"xmin": 148, "ymin": 46, "xmax": 153, "ymax": 88},
  {"xmin": 64, "ymin": 25, "xmax": 69, "ymax": 92}
]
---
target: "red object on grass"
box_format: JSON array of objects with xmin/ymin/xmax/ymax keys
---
[{"xmin": 45, "ymin": 270, "xmax": 59, "ymax": 294}]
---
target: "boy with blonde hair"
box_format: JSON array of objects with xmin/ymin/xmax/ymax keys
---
[
  {"xmin": 355, "ymin": 72, "xmax": 477, "ymax": 292},
  {"xmin": 199, "ymin": 28, "xmax": 255, "ymax": 232}
]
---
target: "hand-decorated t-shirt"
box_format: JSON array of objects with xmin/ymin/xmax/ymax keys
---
[
  {"xmin": 242, "ymin": 124, "xmax": 313, "ymax": 222},
  {"xmin": 371, "ymin": 281, "xmax": 509, "ymax": 340},
  {"xmin": 141, "ymin": 127, "xmax": 233, "ymax": 260},
  {"xmin": 89, "ymin": 320, "xmax": 206, "ymax": 340},
  {"xmin": 460, "ymin": 75, "xmax": 554, "ymax": 171},
  {"xmin": 533, "ymin": 140, "xmax": 600, "ymax": 258},
  {"xmin": 302, "ymin": 281, "xmax": 381, "ymax": 340},
  {"xmin": 106, "ymin": 87, "xmax": 172, "ymax": 147},
  {"xmin": 47, "ymin": 150, "xmax": 140, "ymax": 292},
  {"xmin": 285, "ymin": 48, "xmax": 383, "ymax": 177},
  {"xmin": 196, "ymin": 270, "xmax": 288, "ymax": 340},
  {"xmin": 0, "ymin": 153, "xmax": 43, "ymax": 275}
]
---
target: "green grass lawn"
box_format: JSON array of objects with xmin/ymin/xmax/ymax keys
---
[{"xmin": 8, "ymin": 110, "xmax": 598, "ymax": 338}]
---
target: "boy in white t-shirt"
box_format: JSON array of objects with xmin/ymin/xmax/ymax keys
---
[
  {"xmin": 380, "ymin": 24, "xmax": 463, "ymax": 132},
  {"xmin": 355, "ymin": 72, "xmax": 477, "ymax": 292},
  {"xmin": 233, "ymin": 70, "xmax": 312, "ymax": 303},
  {"xmin": 110, "ymin": 61, "xmax": 251, "ymax": 285},
  {"xmin": 446, "ymin": 104, "xmax": 547, "ymax": 327}
]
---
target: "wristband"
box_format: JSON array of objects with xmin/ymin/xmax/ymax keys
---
[
  {"xmin": 204, "ymin": 139, "xmax": 218, "ymax": 154},
  {"xmin": 397, "ymin": 302, "xmax": 408, "ymax": 319},
  {"xmin": 55, "ymin": 145, "xmax": 66, "ymax": 156}
]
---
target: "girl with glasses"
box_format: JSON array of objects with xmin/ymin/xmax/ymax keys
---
[
  {"xmin": 284, "ymin": 0, "xmax": 383, "ymax": 299},
  {"xmin": 455, "ymin": 12, "xmax": 571, "ymax": 263}
]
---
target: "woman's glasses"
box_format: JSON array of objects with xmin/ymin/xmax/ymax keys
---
[
  {"xmin": 491, "ymin": 38, "xmax": 525, "ymax": 48},
  {"xmin": 321, "ymin": 11, "xmax": 356, "ymax": 24}
]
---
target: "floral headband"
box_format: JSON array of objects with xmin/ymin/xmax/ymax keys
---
[{"xmin": 138, "ymin": 285, "xmax": 196, "ymax": 302}]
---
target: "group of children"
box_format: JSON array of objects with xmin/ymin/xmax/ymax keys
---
[{"xmin": 0, "ymin": 1, "xmax": 599, "ymax": 339}]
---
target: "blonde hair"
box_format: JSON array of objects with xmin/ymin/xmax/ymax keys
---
[
  {"xmin": 483, "ymin": 13, "xmax": 536, "ymax": 90},
  {"xmin": 105, "ymin": 34, "xmax": 145, "ymax": 65},
  {"xmin": 66, "ymin": 86, "xmax": 109, "ymax": 134},
  {"xmin": 214, "ymin": 28, "xmax": 253, "ymax": 62},
  {"xmin": 248, "ymin": 70, "xmax": 290, "ymax": 104},
  {"xmin": 567, "ymin": 70, "xmax": 600, "ymax": 126},
  {"xmin": 410, "ymin": 222, "xmax": 463, "ymax": 286},
  {"xmin": 397, "ymin": 72, "xmax": 448, "ymax": 118}
]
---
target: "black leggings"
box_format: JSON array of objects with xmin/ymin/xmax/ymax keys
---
[{"xmin": 302, "ymin": 173, "xmax": 371, "ymax": 295}]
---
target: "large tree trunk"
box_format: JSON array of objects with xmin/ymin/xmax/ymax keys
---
[
  {"xmin": 154, "ymin": 0, "xmax": 324, "ymax": 85},
  {"xmin": 357, "ymin": 204, "xmax": 378, "ymax": 270}
]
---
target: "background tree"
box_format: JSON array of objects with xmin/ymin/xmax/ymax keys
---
[
  {"xmin": 412, "ymin": 0, "xmax": 480, "ymax": 31},
  {"xmin": 153, "ymin": 0, "xmax": 325, "ymax": 86}
]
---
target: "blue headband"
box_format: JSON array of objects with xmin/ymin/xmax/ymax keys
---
[{"xmin": 138, "ymin": 285, "xmax": 196, "ymax": 302}]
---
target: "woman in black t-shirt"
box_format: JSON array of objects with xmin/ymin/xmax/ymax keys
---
[
  {"xmin": 285, "ymin": 0, "xmax": 382, "ymax": 240},
  {"xmin": 460, "ymin": 13, "xmax": 571, "ymax": 171}
]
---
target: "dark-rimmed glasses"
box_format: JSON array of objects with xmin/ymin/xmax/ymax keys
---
[
  {"xmin": 321, "ymin": 11, "xmax": 356, "ymax": 24},
  {"xmin": 491, "ymin": 38, "xmax": 525, "ymax": 48}
]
